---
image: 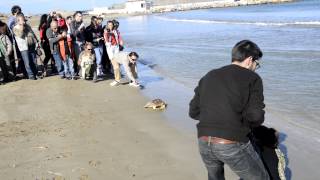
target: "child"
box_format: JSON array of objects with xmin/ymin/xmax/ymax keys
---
[
  {"xmin": 78, "ymin": 42, "xmax": 97, "ymax": 82},
  {"xmin": 251, "ymin": 125, "xmax": 286, "ymax": 180}
]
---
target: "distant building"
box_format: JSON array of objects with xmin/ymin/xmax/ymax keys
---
[
  {"xmin": 125, "ymin": 0, "xmax": 152, "ymax": 14},
  {"xmin": 89, "ymin": 7, "xmax": 110, "ymax": 15},
  {"xmin": 89, "ymin": 6, "xmax": 126, "ymax": 15}
]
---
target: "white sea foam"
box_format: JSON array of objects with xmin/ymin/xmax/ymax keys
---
[{"xmin": 155, "ymin": 16, "xmax": 320, "ymax": 27}]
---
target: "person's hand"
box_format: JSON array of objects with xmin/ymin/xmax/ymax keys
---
[{"xmin": 57, "ymin": 34, "xmax": 63, "ymax": 39}]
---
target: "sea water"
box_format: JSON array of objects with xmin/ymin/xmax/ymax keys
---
[
  {"xmin": 120, "ymin": 0, "xmax": 320, "ymax": 130},
  {"xmin": 118, "ymin": 1, "xmax": 320, "ymax": 179}
]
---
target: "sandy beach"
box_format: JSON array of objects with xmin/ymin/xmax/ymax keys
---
[{"xmin": 0, "ymin": 77, "xmax": 238, "ymax": 179}]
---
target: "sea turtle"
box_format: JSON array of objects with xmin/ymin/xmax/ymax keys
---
[{"xmin": 144, "ymin": 99, "xmax": 167, "ymax": 110}]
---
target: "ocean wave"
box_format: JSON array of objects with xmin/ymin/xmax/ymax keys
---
[{"xmin": 155, "ymin": 16, "xmax": 320, "ymax": 27}]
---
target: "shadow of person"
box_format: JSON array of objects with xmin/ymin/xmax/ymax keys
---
[{"xmin": 278, "ymin": 132, "xmax": 292, "ymax": 180}]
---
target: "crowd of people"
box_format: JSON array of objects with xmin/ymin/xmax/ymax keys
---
[{"xmin": 0, "ymin": 5, "xmax": 140, "ymax": 87}]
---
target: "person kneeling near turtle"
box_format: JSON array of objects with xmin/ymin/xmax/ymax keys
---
[
  {"xmin": 78, "ymin": 42, "xmax": 97, "ymax": 82},
  {"xmin": 109, "ymin": 51, "xmax": 139, "ymax": 87}
]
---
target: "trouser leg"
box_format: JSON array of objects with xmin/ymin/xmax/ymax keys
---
[{"xmin": 111, "ymin": 60, "xmax": 120, "ymax": 81}]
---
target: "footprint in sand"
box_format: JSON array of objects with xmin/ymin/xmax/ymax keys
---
[{"xmin": 89, "ymin": 160, "xmax": 101, "ymax": 168}]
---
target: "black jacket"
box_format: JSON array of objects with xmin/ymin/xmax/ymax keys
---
[
  {"xmin": 189, "ymin": 64, "xmax": 265, "ymax": 142},
  {"xmin": 84, "ymin": 25, "xmax": 103, "ymax": 47}
]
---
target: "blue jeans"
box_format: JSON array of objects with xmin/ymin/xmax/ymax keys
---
[
  {"xmin": 198, "ymin": 138, "xmax": 269, "ymax": 180},
  {"xmin": 20, "ymin": 50, "xmax": 37, "ymax": 79},
  {"xmin": 94, "ymin": 45, "xmax": 103, "ymax": 76},
  {"xmin": 52, "ymin": 52, "xmax": 64, "ymax": 76},
  {"xmin": 62, "ymin": 56, "xmax": 75, "ymax": 78}
]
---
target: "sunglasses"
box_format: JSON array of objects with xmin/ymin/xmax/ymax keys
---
[
  {"xmin": 87, "ymin": 48, "xmax": 92, "ymax": 51},
  {"xmin": 254, "ymin": 60, "xmax": 261, "ymax": 69}
]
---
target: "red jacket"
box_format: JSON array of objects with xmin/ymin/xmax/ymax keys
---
[
  {"xmin": 39, "ymin": 23, "xmax": 47, "ymax": 41},
  {"xmin": 58, "ymin": 37, "xmax": 74, "ymax": 61},
  {"xmin": 104, "ymin": 30, "xmax": 122, "ymax": 46}
]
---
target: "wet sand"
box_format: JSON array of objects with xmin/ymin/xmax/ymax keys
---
[{"xmin": 0, "ymin": 77, "xmax": 238, "ymax": 179}]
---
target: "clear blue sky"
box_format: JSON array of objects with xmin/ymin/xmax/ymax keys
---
[{"xmin": 0, "ymin": 0, "xmax": 126, "ymax": 15}]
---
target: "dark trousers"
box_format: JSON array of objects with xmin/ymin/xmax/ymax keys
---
[{"xmin": 0, "ymin": 56, "xmax": 14, "ymax": 81}]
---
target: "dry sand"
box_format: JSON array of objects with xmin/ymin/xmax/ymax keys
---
[{"xmin": 0, "ymin": 77, "xmax": 237, "ymax": 180}]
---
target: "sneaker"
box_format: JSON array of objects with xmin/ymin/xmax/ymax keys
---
[
  {"xmin": 110, "ymin": 80, "xmax": 120, "ymax": 86},
  {"xmin": 129, "ymin": 82, "xmax": 140, "ymax": 88}
]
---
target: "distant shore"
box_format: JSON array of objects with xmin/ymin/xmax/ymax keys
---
[
  {"xmin": 150, "ymin": 0, "xmax": 295, "ymax": 14},
  {"xmin": 1, "ymin": 0, "xmax": 295, "ymax": 23}
]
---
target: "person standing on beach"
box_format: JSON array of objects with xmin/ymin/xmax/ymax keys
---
[
  {"xmin": 46, "ymin": 20, "xmax": 65, "ymax": 78},
  {"xmin": 58, "ymin": 29, "xmax": 75, "ymax": 80},
  {"xmin": 109, "ymin": 51, "xmax": 139, "ymax": 87},
  {"xmin": 7, "ymin": 5, "xmax": 22, "ymax": 30},
  {"xmin": 85, "ymin": 16, "xmax": 104, "ymax": 78},
  {"xmin": 70, "ymin": 11, "xmax": 86, "ymax": 75},
  {"xmin": 38, "ymin": 14, "xmax": 53, "ymax": 76},
  {"xmin": 0, "ymin": 21, "xmax": 14, "ymax": 82},
  {"xmin": 189, "ymin": 40, "xmax": 269, "ymax": 180},
  {"xmin": 7, "ymin": 5, "xmax": 26, "ymax": 78},
  {"xmin": 104, "ymin": 20, "xmax": 123, "ymax": 63},
  {"xmin": 13, "ymin": 14, "xmax": 39, "ymax": 80}
]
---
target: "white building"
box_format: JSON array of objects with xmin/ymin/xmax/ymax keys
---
[
  {"xmin": 125, "ymin": 0, "xmax": 151, "ymax": 14},
  {"xmin": 89, "ymin": 7, "xmax": 126, "ymax": 15}
]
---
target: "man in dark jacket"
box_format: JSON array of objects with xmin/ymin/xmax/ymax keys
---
[
  {"xmin": 189, "ymin": 40, "xmax": 269, "ymax": 180},
  {"xmin": 70, "ymin": 11, "xmax": 85, "ymax": 74},
  {"xmin": 85, "ymin": 16, "xmax": 104, "ymax": 77}
]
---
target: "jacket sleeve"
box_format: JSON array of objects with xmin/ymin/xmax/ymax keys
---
[
  {"xmin": 189, "ymin": 79, "xmax": 202, "ymax": 120},
  {"xmin": 46, "ymin": 29, "xmax": 60, "ymax": 44},
  {"xmin": 5, "ymin": 35, "xmax": 12, "ymax": 56},
  {"xmin": 242, "ymin": 77, "xmax": 265, "ymax": 128},
  {"xmin": 84, "ymin": 27, "xmax": 91, "ymax": 43},
  {"xmin": 123, "ymin": 62, "xmax": 136, "ymax": 82},
  {"xmin": 28, "ymin": 25, "xmax": 39, "ymax": 43},
  {"xmin": 118, "ymin": 31, "xmax": 123, "ymax": 45}
]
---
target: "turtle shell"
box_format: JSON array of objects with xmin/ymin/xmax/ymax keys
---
[{"xmin": 144, "ymin": 99, "xmax": 167, "ymax": 110}]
